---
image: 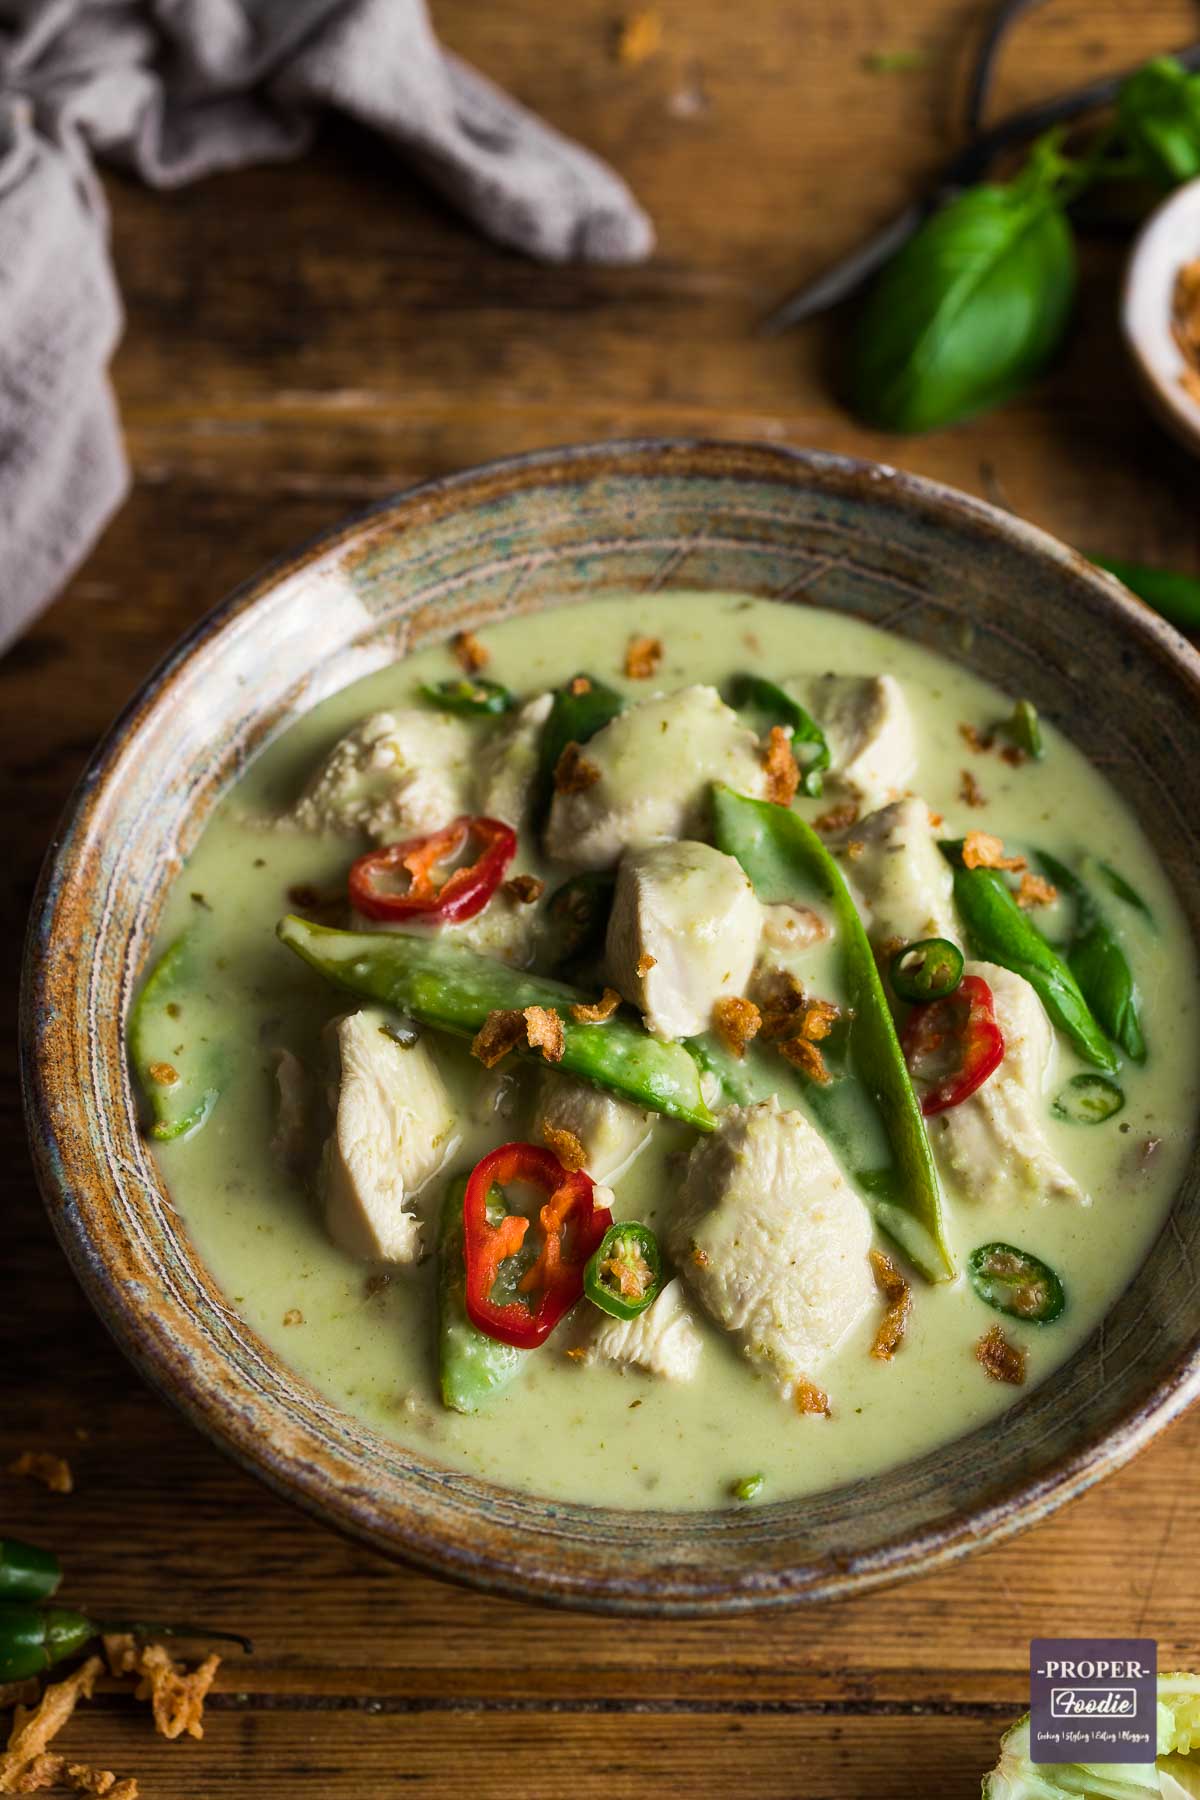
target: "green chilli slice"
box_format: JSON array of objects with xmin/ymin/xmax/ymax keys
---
[
  {"xmin": 1052, "ymin": 1072, "xmax": 1125, "ymax": 1124},
  {"xmin": 968, "ymin": 1242, "xmax": 1066, "ymax": 1325}
]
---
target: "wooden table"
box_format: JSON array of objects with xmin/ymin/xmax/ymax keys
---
[{"xmin": 5, "ymin": 1, "xmax": 1199, "ymax": 1793}]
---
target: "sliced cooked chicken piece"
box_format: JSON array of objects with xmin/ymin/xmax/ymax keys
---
[
  {"xmin": 320, "ymin": 1009, "xmax": 459, "ymax": 1263},
  {"xmin": 843, "ymin": 796, "xmax": 959, "ymax": 947},
  {"xmin": 799, "ymin": 673, "xmax": 916, "ymax": 803},
  {"xmin": 544, "ymin": 684, "xmax": 769, "ymax": 871},
  {"xmin": 533, "ymin": 1069, "xmax": 653, "ymax": 1180},
  {"xmin": 670, "ymin": 1100, "xmax": 875, "ymax": 1399},
  {"xmin": 605, "ymin": 840, "xmax": 761, "ymax": 1041},
  {"xmin": 760, "ymin": 902, "xmax": 831, "ymax": 954},
  {"xmin": 929, "ymin": 960, "xmax": 1086, "ymax": 1205},
  {"xmin": 288, "ymin": 710, "xmax": 474, "ymax": 842},
  {"xmin": 570, "ymin": 1279, "xmax": 703, "ymax": 1381},
  {"xmin": 270, "ymin": 1046, "xmax": 312, "ymax": 1175},
  {"xmin": 476, "ymin": 692, "xmax": 554, "ymax": 829}
]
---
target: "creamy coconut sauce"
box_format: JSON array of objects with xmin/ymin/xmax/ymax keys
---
[{"xmin": 143, "ymin": 593, "xmax": 1200, "ymax": 1508}]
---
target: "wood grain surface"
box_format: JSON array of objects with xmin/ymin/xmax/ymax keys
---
[{"xmin": 4, "ymin": 1, "xmax": 1199, "ymax": 1794}]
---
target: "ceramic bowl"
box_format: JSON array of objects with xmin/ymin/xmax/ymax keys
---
[
  {"xmin": 1122, "ymin": 176, "xmax": 1200, "ymax": 458},
  {"xmin": 21, "ymin": 440, "xmax": 1200, "ymax": 1615}
]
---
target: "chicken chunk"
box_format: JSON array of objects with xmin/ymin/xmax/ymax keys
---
[
  {"xmin": 929, "ymin": 960, "xmax": 1085, "ymax": 1206},
  {"xmin": 670, "ymin": 1100, "xmax": 875, "ymax": 1398},
  {"xmin": 270, "ymin": 1046, "xmax": 312, "ymax": 1176},
  {"xmin": 320, "ymin": 1009, "xmax": 459, "ymax": 1263},
  {"xmin": 799, "ymin": 673, "xmax": 916, "ymax": 803},
  {"xmin": 289, "ymin": 709, "xmax": 474, "ymax": 842},
  {"xmin": 843, "ymin": 796, "xmax": 959, "ymax": 947},
  {"xmin": 533, "ymin": 1069, "xmax": 653, "ymax": 1180},
  {"xmin": 570, "ymin": 1279, "xmax": 703, "ymax": 1381},
  {"xmin": 605, "ymin": 840, "xmax": 762, "ymax": 1041},
  {"xmin": 475, "ymin": 692, "xmax": 554, "ymax": 829},
  {"xmin": 544, "ymin": 684, "xmax": 769, "ymax": 871}
]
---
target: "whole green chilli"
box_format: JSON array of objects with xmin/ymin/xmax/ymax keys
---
[
  {"xmin": 0, "ymin": 1607, "xmax": 252, "ymax": 1682},
  {"xmin": 0, "ymin": 1539, "xmax": 62, "ymax": 1604}
]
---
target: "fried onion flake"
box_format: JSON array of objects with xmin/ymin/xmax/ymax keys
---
[
  {"xmin": 961, "ymin": 831, "xmax": 1026, "ymax": 873},
  {"xmin": 0, "ymin": 1659, "xmax": 104, "ymax": 1796},
  {"xmin": 869, "ymin": 1250, "xmax": 912, "ymax": 1361}
]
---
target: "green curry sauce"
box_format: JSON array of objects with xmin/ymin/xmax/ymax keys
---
[{"xmin": 141, "ymin": 594, "xmax": 1200, "ymax": 1509}]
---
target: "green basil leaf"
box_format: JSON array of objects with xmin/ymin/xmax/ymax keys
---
[
  {"xmin": 850, "ymin": 175, "xmax": 1076, "ymax": 433},
  {"xmin": 939, "ymin": 843, "xmax": 1118, "ymax": 1073},
  {"xmin": 1117, "ymin": 56, "xmax": 1200, "ymax": 187},
  {"xmin": 1035, "ymin": 851, "xmax": 1147, "ymax": 1065}
]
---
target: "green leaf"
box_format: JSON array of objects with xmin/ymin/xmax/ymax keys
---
[
  {"xmin": 1035, "ymin": 851, "xmax": 1147, "ymax": 1064},
  {"xmin": 1090, "ymin": 553, "xmax": 1200, "ymax": 635},
  {"xmin": 727, "ymin": 672, "xmax": 830, "ymax": 797},
  {"xmin": 1118, "ymin": 56, "xmax": 1200, "ymax": 186},
  {"xmin": 940, "ymin": 845, "xmax": 1118, "ymax": 1072},
  {"xmin": 534, "ymin": 673, "xmax": 626, "ymax": 824},
  {"xmin": 850, "ymin": 169, "xmax": 1077, "ymax": 433}
]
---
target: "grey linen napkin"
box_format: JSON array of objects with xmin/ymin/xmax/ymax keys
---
[{"xmin": 0, "ymin": 1, "xmax": 654, "ymax": 652}]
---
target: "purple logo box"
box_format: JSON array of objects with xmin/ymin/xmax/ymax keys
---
[{"xmin": 1030, "ymin": 1639, "xmax": 1158, "ymax": 1764}]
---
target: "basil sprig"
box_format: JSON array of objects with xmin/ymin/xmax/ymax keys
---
[
  {"xmin": 851, "ymin": 146, "xmax": 1080, "ymax": 434},
  {"xmin": 1118, "ymin": 56, "xmax": 1200, "ymax": 186},
  {"xmin": 850, "ymin": 54, "xmax": 1200, "ymax": 434},
  {"xmin": 939, "ymin": 841, "xmax": 1117, "ymax": 1072}
]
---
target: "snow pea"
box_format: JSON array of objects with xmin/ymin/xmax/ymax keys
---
[
  {"xmin": 276, "ymin": 916, "xmax": 716, "ymax": 1131},
  {"xmin": 534, "ymin": 672, "xmax": 626, "ymax": 823},
  {"xmin": 1035, "ymin": 850, "xmax": 1146, "ymax": 1064},
  {"xmin": 128, "ymin": 932, "xmax": 222, "ymax": 1141},
  {"xmin": 711, "ymin": 785, "xmax": 954, "ymax": 1283},
  {"xmin": 438, "ymin": 1177, "xmax": 525, "ymax": 1414},
  {"xmin": 939, "ymin": 844, "xmax": 1118, "ymax": 1072},
  {"xmin": 727, "ymin": 672, "xmax": 830, "ymax": 797}
]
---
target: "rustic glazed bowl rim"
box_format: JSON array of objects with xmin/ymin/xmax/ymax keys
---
[{"xmin": 21, "ymin": 437, "xmax": 1200, "ymax": 1615}]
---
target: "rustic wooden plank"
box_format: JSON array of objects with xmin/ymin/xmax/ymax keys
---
[{"xmin": 0, "ymin": 1704, "xmax": 1008, "ymax": 1799}]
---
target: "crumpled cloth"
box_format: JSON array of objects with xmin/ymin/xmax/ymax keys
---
[{"xmin": 0, "ymin": 1, "xmax": 654, "ymax": 652}]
